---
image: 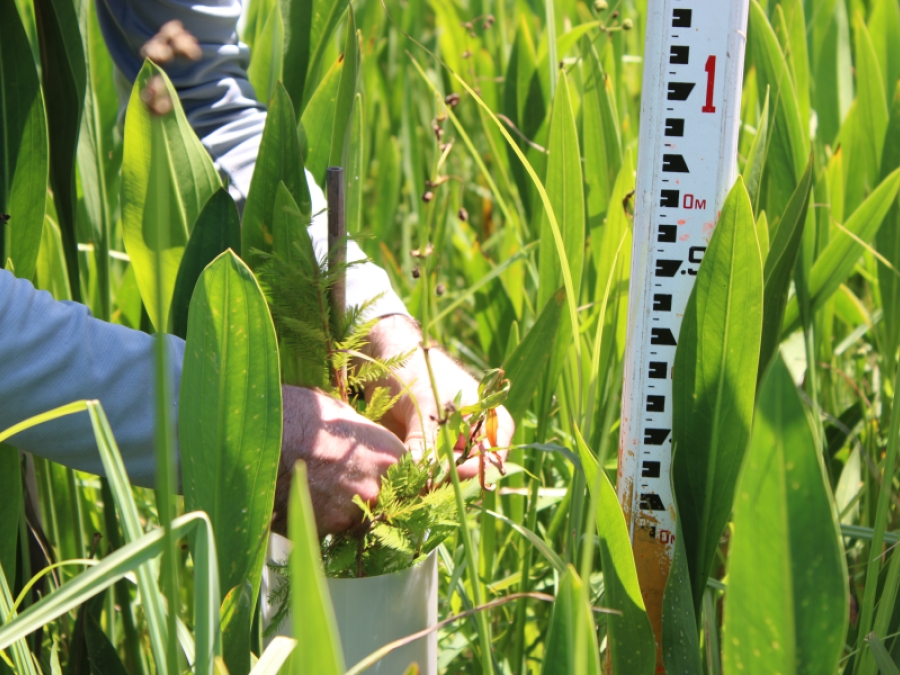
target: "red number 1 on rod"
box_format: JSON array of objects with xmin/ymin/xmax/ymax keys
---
[{"xmin": 703, "ymin": 55, "xmax": 717, "ymax": 113}]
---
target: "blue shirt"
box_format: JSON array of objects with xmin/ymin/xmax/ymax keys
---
[{"xmin": 1, "ymin": 0, "xmax": 408, "ymax": 486}]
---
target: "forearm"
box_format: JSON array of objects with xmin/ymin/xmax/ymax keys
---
[{"xmin": 0, "ymin": 270, "xmax": 183, "ymax": 488}]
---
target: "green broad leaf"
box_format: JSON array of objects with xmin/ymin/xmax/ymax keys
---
[
  {"xmin": 502, "ymin": 17, "xmax": 544, "ymax": 220},
  {"xmin": 749, "ymin": 1, "xmax": 807, "ymax": 217},
  {"xmin": 247, "ymin": 1, "xmax": 284, "ymax": 105},
  {"xmin": 221, "ymin": 583, "xmax": 253, "ymax": 675},
  {"xmin": 811, "ymin": 0, "xmax": 853, "ymax": 145},
  {"xmin": 301, "ymin": 0, "xmax": 351, "ymax": 108},
  {"xmin": 538, "ymin": 70, "xmax": 584, "ymax": 405},
  {"xmin": 661, "ymin": 521, "xmax": 703, "ymax": 674},
  {"xmin": 84, "ymin": 609, "xmax": 129, "ymax": 675},
  {"xmin": 722, "ymin": 357, "xmax": 848, "ymax": 675},
  {"xmin": 76, "ymin": 0, "xmax": 122, "ymax": 320},
  {"xmin": 758, "ymin": 155, "xmax": 813, "ymax": 377},
  {"xmin": 868, "ymin": 0, "xmax": 900, "ymax": 96},
  {"xmin": 0, "ymin": 445, "xmax": 21, "ymax": 586},
  {"xmin": 671, "ymin": 178, "xmax": 763, "ymax": 614},
  {"xmin": 875, "ymin": 83, "xmax": 900, "ymax": 362},
  {"xmin": 575, "ymin": 430, "xmax": 655, "ymax": 675},
  {"xmin": 298, "ymin": 57, "xmax": 343, "ymax": 188},
  {"xmin": 0, "ymin": 0, "xmax": 48, "ymax": 282},
  {"xmin": 170, "ymin": 188, "xmax": 241, "ymax": 339},
  {"xmin": 328, "ymin": 7, "xmax": 358, "ymax": 169},
  {"xmin": 779, "ymin": 0, "xmax": 810, "ymax": 126},
  {"xmin": 582, "ymin": 39, "xmax": 622, "ymax": 233},
  {"xmin": 501, "ymin": 287, "xmax": 565, "ymax": 423},
  {"xmin": 121, "ymin": 61, "xmax": 221, "ymax": 330},
  {"xmin": 742, "ymin": 89, "xmax": 770, "ymax": 214},
  {"xmin": 271, "ymin": 181, "xmax": 310, "ymax": 264},
  {"xmin": 843, "ymin": 17, "xmax": 889, "ymax": 213},
  {"xmin": 33, "ymin": 0, "xmax": 85, "ymax": 299},
  {"xmin": 288, "ymin": 463, "xmax": 344, "ymax": 675},
  {"xmin": 591, "ymin": 153, "xmax": 635, "ymax": 387},
  {"xmin": 781, "ymin": 168, "xmax": 900, "ymax": 335},
  {"xmin": 243, "ymin": 82, "xmax": 309, "ymax": 271},
  {"xmin": 541, "ymin": 566, "xmax": 602, "ymax": 675},
  {"xmin": 866, "ymin": 633, "xmax": 900, "ymax": 675},
  {"xmin": 179, "ymin": 250, "xmax": 282, "ymax": 610},
  {"xmin": 342, "ymin": 93, "xmax": 364, "ymax": 234}
]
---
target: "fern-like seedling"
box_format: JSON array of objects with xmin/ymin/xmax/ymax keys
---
[{"xmin": 254, "ymin": 225, "xmax": 411, "ymax": 421}]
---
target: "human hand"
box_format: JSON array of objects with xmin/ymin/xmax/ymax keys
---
[
  {"xmin": 272, "ymin": 385, "xmax": 407, "ymax": 536},
  {"xmin": 362, "ymin": 315, "xmax": 515, "ymax": 480}
]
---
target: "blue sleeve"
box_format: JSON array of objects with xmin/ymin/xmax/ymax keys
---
[
  {"xmin": 96, "ymin": 0, "xmax": 410, "ymax": 319},
  {"xmin": 0, "ymin": 270, "xmax": 183, "ymax": 488}
]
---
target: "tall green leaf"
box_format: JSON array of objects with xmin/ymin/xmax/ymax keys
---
[
  {"xmin": 537, "ymin": 70, "xmax": 583, "ymax": 408},
  {"xmin": 169, "ymin": 188, "xmax": 242, "ymax": 339},
  {"xmin": 121, "ymin": 61, "xmax": 220, "ymax": 330},
  {"xmin": 342, "ymin": 93, "xmax": 364, "ymax": 234},
  {"xmin": 875, "ymin": 83, "xmax": 900, "ymax": 365},
  {"xmin": 671, "ymin": 178, "xmax": 763, "ymax": 613},
  {"xmin": 868, "ymin": 0, "xmax": 900, "ymax": 95},
  {"xmin": 541, "ymin": 566, "xmax": 602, "ymax": 675},
  {"xmin": 582, "ymin": 40, "xmax": 621, "ymax": 223},
  {"xmin": 281, "ymin": 0, "xmax": 350, "ymax": 114},
  {"xmin": 247, "ymin": 1, "xmax": 284, "ymax": 105},
  {"xmin": 811, "ymin": 0, "xmax": 853, "ymax": 145},
  {"xmin": 661, "ymin": 520, "xmax": 703, "ymax": 673},
  {"xmin": 758, "ymin": 155, "xmax": 813, "ymax": 376},
  {"xmin": 328, "ymin": 7, "xmax": 358, "ymax": 169},
  {"xmin": 502, "ymin": 287, "xmax": 565, "ymax": 423},
  {"xmin": 749, "ymin": 1, "xmax": 807, "ymax": 216},
  {"xmin": 298, "ymin": 57, "xmax": 343, "ymax": 188},
  {"xmin": 243, "ymin": 82, "xmax": 309, "ymax": 271},
  {"xmin": 575, "ymin": 431, "xmax": 655, "ymax": 675},
  {"xmin": 781, "ymin": 168, "xmax": 900, "ymax": 335},
  {"xmin": 287, "ymin": 463, "xmax": 344, "ymax": 675},
  {"xmin": 843, "ymin": 17, "xmax": 888, "ymax": 213},
  {"xmin": 33, "ymin": 0, "xmax": 85, "ymax": 299},
  {"xmin": 0, "ymin": 0, "xmax": 48, "ymax": 281},
  {"xmin": 180, "ymin": 250, "xmax": 282, "ymax": 609},
  {"xmin": 221, "ymin": 583, "xmax": 253, "ymax": 675},
  {"xmin": 742, "ymin": 89, "xmax": 769, "ymax": 214},
  {"xmin": 722, "ymin": 357, "xmax": 847, "ymax": 675},
  {"xmin": 0, "ymin": 445, "xmax": 21, "ymax": 586}
]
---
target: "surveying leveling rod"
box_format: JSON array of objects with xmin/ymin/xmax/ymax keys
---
[{"xmin": 617, "ymin": 0, "xmax": 751, "ymax": 662}]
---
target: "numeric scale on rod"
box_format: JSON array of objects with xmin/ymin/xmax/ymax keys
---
[{"xmin": 617, "ymin": 0, "xmax": 751, "ymax": 664}]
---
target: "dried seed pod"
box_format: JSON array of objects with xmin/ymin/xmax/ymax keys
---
[
  {"xmin": 411, "ymin": 243, "xmax": 434, "ymax": 258},
  {"xmin": 412, "ymin": 265, "xmax": 421, "ymax": 279},
  {"xmin": 463, "ymin": 21, "xmax": 473, "ymax": 30},
  {"xmin": 469, "ymin": 31, "xmax": 476, "ymax": 38},
  {"xmin": 458, "ymin": 207, "xmax": 469, "ymax": 222},
  {"xmin": 422, "ymin": 190, "xmax": 434, "ymax": 203},
  {"xmin": 622, "ymin": 18, "xmax": 634, "ymax": 30},
  {"xmin": 611, "ymin": 10, "xmax": 619, "ymax": 18},
  {"xmin": 435, "ymin": 113, "xmax": 447, "ymax": 123},
  {"xmin": 445, "ymin": 93, "xmax": 461, "ymax": 107},
  {"xmin": 462, "ymin": 50, "xmax": 472, "ymax": 59},
  {"xmin": 140, "ymin": 75, "xmax": 173, "ymax": 116},
  {"xmin": 593, "ymin": 0, "xmax": 608, "ymax": 10},
  {"xmin": 435, "ymin": 282, "xmax": 446, "ymax": 296},
  {"xmin": 425, "ymin": 179, "xmax": 435, "ymax": 188},
  {"xmin": 432, "ymin": 123, "xmax": 444, "ymax": 140}
]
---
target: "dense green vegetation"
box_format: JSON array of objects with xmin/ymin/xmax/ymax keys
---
[{"xmin": 2, "ymin": 0, "xmax": 900, "ymax": 673}]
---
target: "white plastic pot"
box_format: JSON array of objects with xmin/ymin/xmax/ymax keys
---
[{"xmin": 261, "ymin": 532, "xmax": 438, "ymax": 675}]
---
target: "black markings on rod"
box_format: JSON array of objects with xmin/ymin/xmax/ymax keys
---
[
  {"xmin": 655, "ymin": 259, "xmax": 682, "ymax": 277},
  {"xmin": 653, "ymin": 294, "xmax": 672, "ymax": 311},
  {"xmin": 665, "ymin": 118, "xmax": 685, "ymax": 136},
  {"xmin": 640, "ymin": 493, "xmax": 666, "ymax": 511},
  {"xmin": 667, "ymin": 82, "xmax": 695, "ymax": 101},
  {"xmin": 672, "ymin": 8, "xmax": 692, "ymax": 27},
  {"xmin": 642, "ymin": 461, "xmax": 661, "ymax": 478},
  {"xmin": 658, "ymin": 224, "xmax": 677, "ymax": 242},
  {"xmin": 660, "ymin": 190, "xmax": 680, "ymax": 208},
  {"xmin": 669, "ymin": 45, "xmax": 689, "ymax": 64},
  {"xmin": 644, "ymin": 428, "xmax": 671, "ymax": 445},
  {"xmin": 646, "ymin": 395, "xmax": 665, "ymax": 412},
  {"xmin": 651, "ymin": 328, "xmax": 677, "ymax": 346},
  {"xmin": 648, "ymin": 362, "xmax": 668, "ymax": 379},
  {"xmin": 662, "ymin": 154, "xmax": 690, "ymax": 173}
]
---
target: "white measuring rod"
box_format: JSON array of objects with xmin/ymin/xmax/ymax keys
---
[{"xmin": 617, "ymin": 0, "xmax": 750, "ymax": 632}]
